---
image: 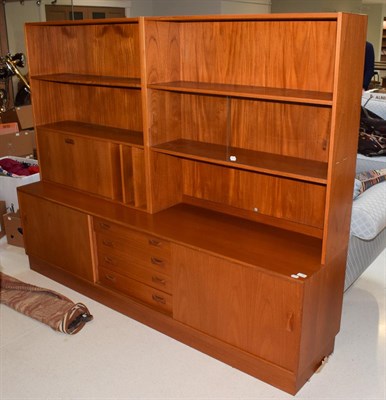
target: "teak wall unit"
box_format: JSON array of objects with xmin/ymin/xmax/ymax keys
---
[{"xmin": 20, "ymin": 13, "xmax": 366, "ymax": 394}]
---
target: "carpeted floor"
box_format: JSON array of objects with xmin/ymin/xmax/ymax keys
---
[{"xmin": 1, "ymin": 237, "xmax": 385, "ymax": 399}]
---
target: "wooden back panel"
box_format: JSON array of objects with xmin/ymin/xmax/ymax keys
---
[
  {"xmin": 25, "ymin": 21, "xmax": 140, "ymax": 78},
  {"xmin": 231, "ymin": 100, "xmax": 330, "ymax": 162},
  {"xmin": 31, "ymin": 80, "xmax": 143, "ymax": 131},
  {"xmin": 181, "ymin": 20, "xmax": 336, "ymax": 91},
  {"xmin": 149, "ymin": 91, "xmax": 330, "ymax": 162},
  {"xmin": 182, "ymin": 160, "xmax": 326, "ymax": 229},
  {"xmin": 146, "ymin": 18, "xmax": 336, "ymax": 92}
]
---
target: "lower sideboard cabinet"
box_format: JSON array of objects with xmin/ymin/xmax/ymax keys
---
[
  {"xmin": 18, "ymin": 191, "xmax": 95, "ymax": 282},
  {"xmin": 17, "ymin": 185, "xmax": 342, "ymax": 394}
]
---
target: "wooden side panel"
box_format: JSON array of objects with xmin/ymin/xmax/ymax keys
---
[
  {"xmin": 18, "ymin": 192, "xmax": 94, "ymax": 282},
  {"xmin": 172, "ymin": 244, "xmax": 303, "ymax": 371},
  {"xmin": 25, "ymin": 23, "xmax": 140, "ymax": 78},
  {"xmin": 179, "ymin": 20, "xmax": 336, "ymax": 91},
  {"xmin": 322, "ymin": 14, "xmax": 367, "ymax": 264},
  {"xmin": 296, "ymin": 252, "xmax": 346, "ymax": 389},
  {"xmin": 182, "ymin": 160, "xmax": 326, "ymax": 228}
]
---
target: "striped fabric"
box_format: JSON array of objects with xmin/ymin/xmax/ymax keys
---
[
  {"xmin": 0, "ymin": 272, "xmax": 93, "ymax": 334},
  {"xmin": 356, "ymin": 168, "xmax": 386, "ymax": 194}
]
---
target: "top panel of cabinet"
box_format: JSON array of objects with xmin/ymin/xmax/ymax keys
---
[{"xmin": 25, "ymin": 19, "xmax": 140, "ymax": 79}]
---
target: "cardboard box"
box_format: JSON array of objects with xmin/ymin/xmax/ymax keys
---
[
  {"xmin": 0, "ymin": 122, "xmax": 19, "ymax": 135},
  {"xmin": 0, "ymin": 200, "xmax": 6, "ymax": 239},
  {"xmin": 0, "ymin": 156, "xmax": 40, "ymax": 211},
  {"xmin": 3, "ymin": 211, "xmax": 24, "ymax": 247},
  {"xmin": 0, "ymin": 130, "xmax": 35, "ymax": 157},
  {"xmin": 0, "ymin": 105, "xmax": 34, "ymax": 130}
]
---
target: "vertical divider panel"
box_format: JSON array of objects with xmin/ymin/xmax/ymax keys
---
[
  {"xmin": 120, "ymin": 145, "xmax": 134, "ymax": 206},
  {"xmin": 132, "ymin": 148, "xmax": 147, "ymax": 209}
]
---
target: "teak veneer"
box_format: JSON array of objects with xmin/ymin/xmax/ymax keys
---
[{"xmin": 19, "ymin": 13, "xmax": 366, "ymax": 394}]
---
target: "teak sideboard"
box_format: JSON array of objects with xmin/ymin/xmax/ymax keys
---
[{"xmin": 19, "ymin": 13, "xmax": 366, "ymax": 394}]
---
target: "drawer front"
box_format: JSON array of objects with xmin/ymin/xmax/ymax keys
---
[
  {"xmin": 94, "ymin": 217, "xmax": 170, "ymax": 256},
  {"xmin": 99, "ymin": 267, "xmax": 172, "ymax": 314},
  {"xmin": 96, "ymin": 232, "xmax": 172, "ymax": 275},
  {"xmin": 98, "ymin": 251, "xmax": 172, "ymax": 293}
]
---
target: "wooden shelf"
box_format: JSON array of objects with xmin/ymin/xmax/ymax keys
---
[
  {"xmin": 152, "ymin": 139, "xmax": 328, "ymax": 183},
  {"xmin": 148, "ymin": 81, "xmax": 333, "ymax": 105},
  {"xmin": 38, "ymin": 120, "xmax": 144, "ymax": 147},
  {"xmin": 32, "ymin": 73, "xmax": 141, "ymax": 88}
]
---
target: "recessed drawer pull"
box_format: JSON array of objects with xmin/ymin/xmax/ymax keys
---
[
  {"xmin": 152, "ymin": 294, "xmax": 166, "ymax": 304},
  {"xmin": 151, "ymin": 257, "xmax": 165, "ymax": 267},
  {"xmin": 104, "ymin": 256, "xmax": 114, "ymax": 264},
  {"xmin": 148, "ymin": 238, "xmax": 161, "ymax": 247},
  {"xmin": 99, "ymin": 222, "xmax": 110, "ymax": 230},
  {"xmin": 102, "ymin": 240, "xmax": 113, "ymax": 247},
  {"xmin": 64, "ymin": 138, "xmax": 75, "ymax": 145},
  {"xmin": 151, "ymin": 276, "xmax": 166, "ymax": 286},
  {"xmin": 104, "ymin": 273, "xmax": 116, "ymax": 282}
]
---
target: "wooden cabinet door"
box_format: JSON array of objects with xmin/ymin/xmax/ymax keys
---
[
  {"xmin": 18, "ymin": 192, "xmax": 94, "ymax": 282},
  {"xmin": 37, "ymin": 129, "xmax": 122, "ymax": 200},
  {"xmin": 172, "ymin": 244, "xmax": 303, "ymax": 371}
]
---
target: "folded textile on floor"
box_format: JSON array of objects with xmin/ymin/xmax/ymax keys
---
[{"xmin": 0, "ymin": 272, "xmax": 93, "ymax": 334}]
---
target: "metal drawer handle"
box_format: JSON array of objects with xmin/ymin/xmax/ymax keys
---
[
  {"xmin": 64, "ymin": 138, "xmax": 75, "ymax": 145},
  {"xmin": 102, "ymin": 240, "xmax": 113, "ymax": 247},
  {"xmin": 104, "ymin": 273, "xmax": 116, "ymax": 282},
  {"xmin": 104, "ymin": 256, "xmax": 114, "ymax": 264},
  {"xmin": 152, "ymin": 276, "xmax": 166, "ymax": 286},
  {"xmin": 148, "ymin": 238, "xmax": 161, "ymax": 247},
  {"xmin": 151, "ymin": 257, "xmax": 165, "ymax": 267},
  {"xmin": 152, "ymin": 294, "xmax": 166, "ymax": 304},
  {"xmin": 99, "ymin": 222, "xmax": 111, "ymax": 230}
]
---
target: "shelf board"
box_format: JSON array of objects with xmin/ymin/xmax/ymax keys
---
[
  {"xmin": 152, "ymin": 139, "xmax": 328, "ymax": 184},
  {"xmin": 148, "ymin": 81, "xmax": 333, "ymax": 105},
  {"xmin": 38, "ymin": 121, "xmax": 144, "ymax": 147},
  {"xmin": 32, "ymin": 73, "xmax": 141, "ymax": 88},
  {"xmin": 18, "ymin": 181, "xmax": 323, "ymax": 279}
]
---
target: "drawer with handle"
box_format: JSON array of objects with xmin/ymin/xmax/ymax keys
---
[
  {"xmin": 98, "ymin": 251, "xmax": 172, "ymax": 294},
  {"xmin": 95, "ymin": 232, "xmax": 172, "ymax": 275},
  {"xmin": 99, "ymin": 267, "xmax": 172, "ymax": 314},
  {"xmin": 94, "ymin": 217, "xmax": 170, "ymax": 254}
]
